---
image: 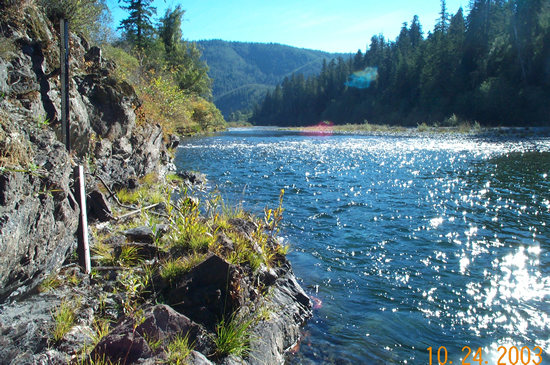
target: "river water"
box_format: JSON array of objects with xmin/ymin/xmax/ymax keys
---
[{"xmin": 175, "ymin": 128, "xmax": 550, "ymax": 365}]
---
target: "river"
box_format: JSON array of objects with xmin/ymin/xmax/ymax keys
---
[{"xmin": 175, "ymin": 128, "xmax": 550, "ymax": 365}]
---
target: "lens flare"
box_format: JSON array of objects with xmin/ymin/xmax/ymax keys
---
[
  {"xmin": 300, "ymin": 121, "xmax": 334, "ymax": 136},
  {"xmin": 345, "ymin": 67, "xmax": 378, "ymax": 89}
]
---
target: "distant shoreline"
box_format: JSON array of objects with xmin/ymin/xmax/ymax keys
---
[{"xmin": 242, "ymin": 123, "xmax": 550, "ymax": 138}]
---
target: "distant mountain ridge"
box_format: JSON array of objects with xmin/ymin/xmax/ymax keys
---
[{"xmin": 197, "ymin": 40, "xmax": 345, "ymax": 119}]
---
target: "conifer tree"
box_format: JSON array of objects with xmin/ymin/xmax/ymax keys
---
[
  {"xmin": 159, "ymin": 5, "xmax": 184, "ymax": 59},
  {"xmin": 251, "ymin": 0, "xmax": 550, "ymax": 127},
  {"xmin": 118, "ymin": 0, "xmax": 156, "ymax": 49}
]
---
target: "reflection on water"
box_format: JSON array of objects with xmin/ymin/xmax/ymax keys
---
[{"xmin": 176, "ymin": 130, "xmax": 550, "ymax": 364}]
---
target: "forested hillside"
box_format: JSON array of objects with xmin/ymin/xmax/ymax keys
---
[
  {"xmin": 198, "ymin": 40, "xmax": 343, "ymax": 119},
  {"xmin": 251, "ymin": 0, "xmax": 550, "ymax": 127}
]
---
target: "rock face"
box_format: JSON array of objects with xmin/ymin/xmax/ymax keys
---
[
  {"xmin": 248, "ymin": 259, "xmax": 312, "ymax": 365},
  {"xmin": 0, "ymin": 3, "xmax": 166, "ymax": 301},
  {"xmin": 0, "ymin": 266, "xmax": 95, "ymax": 365},
  {"xmin": 0, "ymin": 129, "xmax": 79, "ymax": 302}
]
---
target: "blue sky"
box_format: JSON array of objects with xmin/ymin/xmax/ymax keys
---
[{"xmin": 105, "ymin": 0, "xmax": 467, "ymax": 53}]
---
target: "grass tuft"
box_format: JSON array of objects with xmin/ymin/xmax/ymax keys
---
[
  {"xmin": 39, "ymin": 272, "xmax": 62, "ymax": 292},
  {"xmin": 92, "ymin": 241, "xmax": 116, "ymax": 266},
  {"xmin": 143, "ymin": 333, "xmax": 163, "ymax": 353},
  {"xmin": 213, "ymin": 314, "xmax": 254, "ymax": 358},
  {"xmin": 90, "ymin": 318, "xmax": 111, "ymax": 346},
  {"xmin": 51, "ymin": 300, "xmax": 77, "ymax": 343},
  {"xmin": 166, "ymin": 332, "xmax": 194, "ymax": 364},
  {"xmin": 160, "ymin": 253, "xmax": 206, "ymax": 283},
  {"xmin": 118, "ymin": 245, "xmax": 141, "ymax": 267},
  {"xmin": 116, "ymin": 188, "xmax": 141, "ymax": 205}
]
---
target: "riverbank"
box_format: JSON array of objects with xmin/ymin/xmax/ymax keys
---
[
  {"xmin": 282, "ymin": 121, "xmax": 550, "ymax": 138},
  {"xmin": 0, "ymin": 4, "xmax": 311, "ymax": 363},
  {"xmin": 0, "ymin": 171, "xmax": 311, "ymax": 364}
]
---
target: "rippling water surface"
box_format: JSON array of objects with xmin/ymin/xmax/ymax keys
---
[{"xmin": 175, "ymin": 128, "xmax": 550, "ymax": 364}]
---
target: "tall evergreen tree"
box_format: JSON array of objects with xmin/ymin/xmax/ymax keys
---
[
  {"xmin": 118, "ymin": 0, "xmax": 156, "ymax": 49},
  {"xmin": 157, "ymin": 6, "xmax": 211, "ymax": 96},
  {"xmin": 409, "ymin": 15, "xmax": 424, "ymax": 48},
  {"xmin": 159, "ymin": 5, "xmax": 184, "ymax": 59},
  {"xmin": 436, "ymin": 0, "xmax": 450, "ymax": 32}
]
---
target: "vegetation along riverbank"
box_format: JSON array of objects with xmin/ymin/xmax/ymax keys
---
[
  {"xmin": 0, "ymin": 1, "xmax": 311, "ymax": 364},
  {"xmin": 285, "ymin": 119, "xmax": 550, "ymax": 138}
]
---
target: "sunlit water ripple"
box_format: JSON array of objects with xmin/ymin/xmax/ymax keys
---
[{"xmin": 175, "ymin": 128, "xmax": 550, "ymax": 364}]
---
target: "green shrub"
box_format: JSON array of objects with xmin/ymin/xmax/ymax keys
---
[
  {"xmin": 190, "ymin": 96, "xmax": 226, "ymax": 132},
  {"xmin": 39, "ymin": 0, "xmax": 107, "ymax": 40},
  {"xmin": 416, "ymin": 122, "xmax": 430, "ymax": 132},
  {"xmin": 102, "ymin": 45, "xmax": 140, "ymax": 85},
  {"xmin": 138, "ymin": 75, "xmax": 194, "ymax": 135},
  {"xmin": 443, "ymin": 114, "xmax": 460, "ymax": 127}
]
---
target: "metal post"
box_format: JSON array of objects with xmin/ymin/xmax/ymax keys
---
[
  {"xmin": 75, "ymin": 165, "xmax": 91, "ymax": 274},
  {"xmin": 60, "ymin": 18, "xmax": 70, "ymax": 152}
]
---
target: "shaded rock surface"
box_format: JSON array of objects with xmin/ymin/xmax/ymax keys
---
[
  {"xmin": 162, "ymin": 254, "xmax": 247, "ymax": 330},
  {"xmin": 91, "ymin": 304, "xmax": 215, "ymax": 363},
  {"xmin": 0, "ymin": 129, "xmax": 79, "ymax": 302},
  {"xmin": 86, "ymin": 188, "xmax": 113, "ymax": 222}
]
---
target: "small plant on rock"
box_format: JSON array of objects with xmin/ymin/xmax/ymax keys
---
[
  {"xmin": 160, "ymin": 253, "xmax": 206, "ymax": 284},
  {"xmin": 213, "ymin": 314, "xmax": 254, "ymax": 358},
  {"xmin": 116, "ymin": 188, "xmax": 141, "ymax": 205},
  {"xmin": 143, "ymin": 333, "xmax": 163, "ymax": 353},
  {"xmin": 166, "ymin": 332, "xmax": 194, "ymax": 364},
  {"xmin": 117, "ymin": 270, "xmax": 146, "ymax": 314},
  {"xmin": 51, "ymin": 300, "xmax": 78, "ymax": 344},
  {"xmin": 75, "ymin": 350, "xmax": 118, "ymax": 365},
  {"xmin": 92, "ymin": 241, "xmax": 116, "ymax": 266},
  {"xmin": 118, "ymin": 245, "xmax": 140, "ymax": 267},
  {"xmin": 39, "ymin": 272, "xmax": 62, "ymax": 292},
  {"xmin": 169, "ymin": 200, "xmax": 215, "ymax": 254},
  {"xmin": 90, "ymin": 318, "xmax": 111, "ymax": 346},
  {"xmin": 67, "ymin": 271, "xmax": 82, "ymax": 286},
  {"xmin": 264, "ymin": 189, "xmax": 285, "ymax": 237}
]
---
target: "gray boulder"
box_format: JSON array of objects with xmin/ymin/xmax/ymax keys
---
[{"xmin": 91, "ymin": 304, "xmax": 214, "ymax": 363}]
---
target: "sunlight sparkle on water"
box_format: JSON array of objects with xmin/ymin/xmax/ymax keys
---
[{"xmin": 177, "ymin": 130, "xmax": 550, "ymax": 364}]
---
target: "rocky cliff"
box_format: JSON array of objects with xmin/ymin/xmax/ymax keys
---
[{"xmin": 0, "ymin": 2, "xmax": 166, "ymax": 302}]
